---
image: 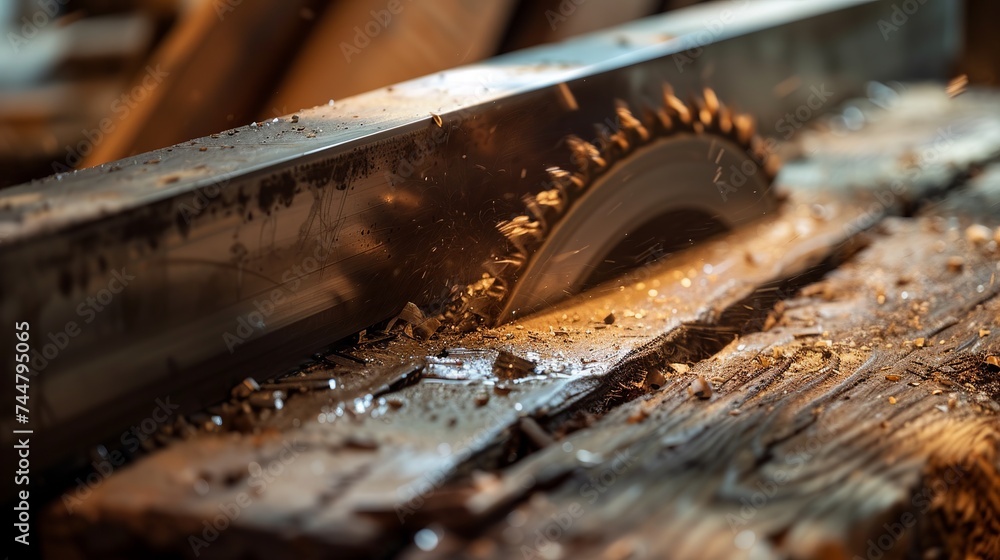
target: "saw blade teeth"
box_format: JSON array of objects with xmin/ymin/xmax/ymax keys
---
[
  {"xmin": 523, "ymin": 193, "xmax": 556, "ymax": 228},
  {"xmin": 764, "ymin": 154, "xmax": 781, "ymax": 179},
  {"xmin": 498, "ymin": 215, "xmax": 545, "ymax": 257},
  {"xmin": 565, "ymin": 138, "xmax": 607, "ymax": 177},
  {"xmin": 610, "ymin": 131, "xmax": 630, "ymax": 153},
  {"xmin": 654, "ymin": 108, "xmax": 674, "ymax": 134},
  {"xmin": 615, "ymin": 103, "xmax": 650, "ymax": 143},
  {"xmin": 733, "ymin": 114, "xmax": 756, "ymax": 145},
  {"xmin": 662, "ymin": 85, "xmax": 692, "ymax": 127},
  {"xmin": 717, "ymin": 106, "xmax": 733, "ymax": 135},
  {"xmin": 483, "ymin": 257, "xmax": 524, "ymax": 278},
  {"xmin": 547, "ymin": 166, "xmax": 586, "ymax": 194},
  {"xmin": 445, "ymin": 83, "xmax": 782, "ymax": 329},
  {"xmin": 535, "ymin": 189, "xmax": 567, "ymax": 214},
  {"xmin": 703, "ymin": 88, "xmax": 720, "ymax": 115},
  {"xmin": 699, "ymin": 106, "xmax": 714, "ymax": 128},
  {"xmin": 596, "ymin": 127, "xmax": 628, "ymax": 164}
]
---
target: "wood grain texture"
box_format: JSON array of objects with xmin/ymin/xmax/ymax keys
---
[{"xmin": 410, "ymin": 211, "xmax": 1000, "ymax": 560}]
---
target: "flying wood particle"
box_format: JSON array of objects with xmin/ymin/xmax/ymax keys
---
[
  {"xmin": 555, "ymin": 82, "xmax": 579, "ymax": 111},
  {"xmin": 885, "ymin": 374, "xmax": 901, "ymax": 382},
  {"xmin": 946, "ymin": 74, "xmax": 968, "ymax": 97},
  {"xmin": 986, "ymin": 355, "xmax": 1000, "ymax": 368},
  {"xmin": 431, "ymin": 113, "xmax": 443, "ymax": 127},
  {"xmin": 965, "ymin": 224, "xmax": 992, "ymax": 245},
  {"xmin": 687, "ymin": 376, "xmax": 713, "ymax": 400},
  {"xmin": 888, "ymin": 396, "xmax": 897, "ymax": 404},
  {"xmin": 627, "ymin": 408, "xmax": 648, "ymax": 424},
  {"xmin": 980, "ymin": 328, "xmax": 991, "ymax": 338},
  {"xmin": 603, "ymin": 312, "xmax": 616, "ymax": 325}
]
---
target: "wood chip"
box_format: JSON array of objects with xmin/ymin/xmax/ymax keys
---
[
  {"xmin": 627, "ymin": 408, "xmax": 648, "ymax": 424},
  {"xmin": 965, "ymin": 224, "xmax": 992, "ymax": 245},
  {"xmin": 687, "ymin": 376, "xmax": 713, "ymax": 400},
  {"xmin": 885, "ymin": 374, "xmax": 901, "ymax": 382},
  {"xmin": 519, "ymin": 417, "xmax": 554, "ymax": 448},
  {"xmin": 555, "ymin": 82, "xmax": 579, "ymax": 111},
  {"xmin": 888, "ymin": 396, "xmax": 897, "ymax": 404},
  {"xmin": 945, "ymin": 74, "xmax": 968, "ymax": 97}
]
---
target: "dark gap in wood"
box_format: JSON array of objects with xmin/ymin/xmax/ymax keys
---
[{"xmin": 540, "ymin": 235, "xmax": 873, "ymax": 436}]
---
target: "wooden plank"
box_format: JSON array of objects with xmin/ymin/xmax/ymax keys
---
[{"xmin": 267, "ymin": 0, "xmax": 520, "ymax": 120}]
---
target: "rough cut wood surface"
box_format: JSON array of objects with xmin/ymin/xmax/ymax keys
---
[{"xmin": 42, "ymin": 89, "xmax": 1000, "ymax": 560}]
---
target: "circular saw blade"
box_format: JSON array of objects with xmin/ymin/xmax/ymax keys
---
[{"xmin": 444, "ymin": 87, "xmax": 781, "ymax": 329}]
